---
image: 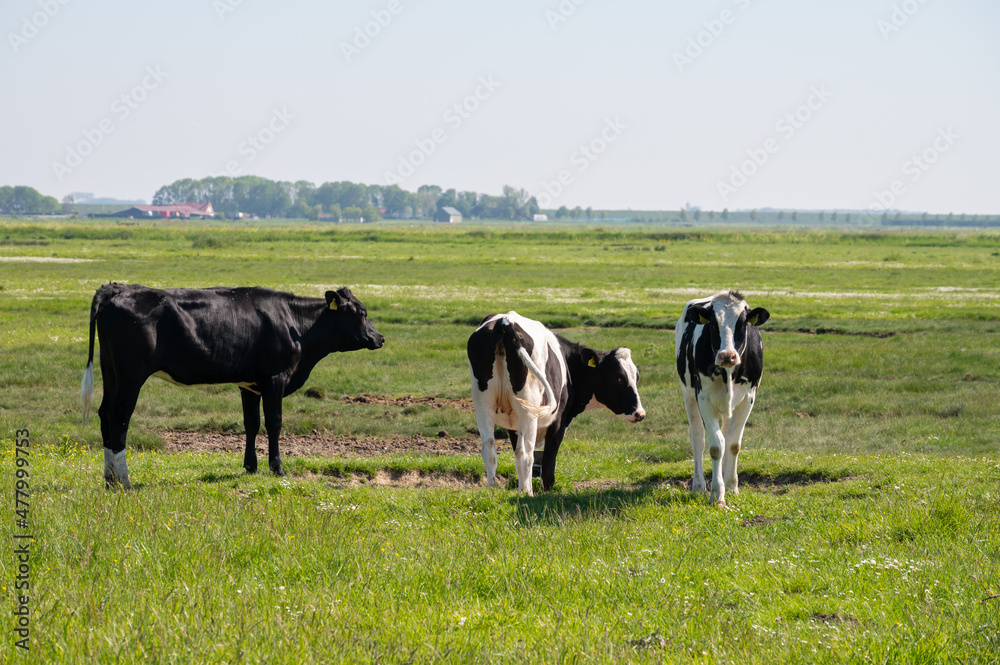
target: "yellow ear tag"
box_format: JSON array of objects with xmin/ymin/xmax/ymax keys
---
[
  {"xmin": 697, "ymin": 314, "xmax": 710, "ymax": 325},
  {"xmin": 588, "ymin": 357, "xmax": 597, "ymax": 368},
  {"xmin": 748, "ymin": 313, "xmax": 759, "ymax": 325},
  {"xmin": 329, "ymin": 301, "xmax": 337, "ymax": 310}
]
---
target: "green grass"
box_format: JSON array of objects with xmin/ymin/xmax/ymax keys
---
[{"xmin": 0, "ymin": 219, "xmax": 998, "ymax": 663}]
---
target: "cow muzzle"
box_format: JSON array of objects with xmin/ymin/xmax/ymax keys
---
[
  {"xmin": 715, "ymin": 351, "xmax": 739, "ymax": 368},
  {"xmin": 368, "ymin": 333, "xmax": 385, "ymax": 350},
  {"xmin": 625, "ymin": 409, "xmax": 645, "ymax": 424}
]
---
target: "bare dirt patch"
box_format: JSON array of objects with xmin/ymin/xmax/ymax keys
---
[
  {"xmin": 159, "ymin": 431, "xmax": 480, "ymax": 458},
  {"xmin": 0, "ymin": 256, "xmax": 93, "ymax": 263},
  {"xmin": 339, "ymin": 394, "xmax": 475, "ymax": 412},
  {"xmin": 313, "ymin": 469, "xmax": 505, "ymax": 489},
  {"xmin": 811, "ymin": 613, "xmax": 861, "ymax": 627},
  {"xmin": 741, "ymin": 515, "xmax": 792, "ymax": 527}
]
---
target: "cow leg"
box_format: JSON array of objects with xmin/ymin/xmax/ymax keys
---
[
  {"xmin": 104, "ymin": 380, "xmax": 142, "ymax": 489},
  {"xmin": 697, "ymin": 397, "xmax": 726, "ymax": 506},
  {"xmin": 261, "ymin": 388, "xmax": 285, "ymax": 476},
  {"xmin": 513, "ymin": 413, "xmax": 538, "ymax": 495},
  {"xmin": 682, "ymin": 388, "xmax": 707, "ymax": 494},
  {"xmin": 473, "ymin": 395, "xmax": 498, "ymax": 488},
  {"xmin": 471, "ymin": 382, "xmax": 501, "ymax": 488},
  {"xmin": 723, "ymin": 389, "xmax": 754, "ymax": 496},
  {"xmin": 540, "ymin": 426, "xmax": 566, "ymax": 491},
  {"xmin": 240, "ymin": 388, "xmax": 261, "ymax": 474},
  {"xmin": 97, "ymin": 348, "xmax": 117, "ymax": 457}
]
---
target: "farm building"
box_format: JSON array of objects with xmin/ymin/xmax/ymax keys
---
[
  {"xmin": 110, "ymin": 202, "xmax": 215, "ymax": 219},
  {"xmin": 533, "ymin": 214, "xmax": 548, "ymax": 221},
  {"xmin": 434, "ymin": 206, "xmax": 462, "ymax": 223}
]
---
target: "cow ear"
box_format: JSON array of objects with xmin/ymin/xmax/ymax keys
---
[
  {"xmin": 582, "ymin": 348, "xmax": 598, "ymax": 369},
  {"xmin": 747, "ymin": 307, "xmax": 770, "ymax": 326},
  {"xmin": 686, "ymin": 305, "xmax": 711, "ymax": 326},
  {"xmin": 325, "ymin": 290, "xmax": 346, "ymax": 311}
]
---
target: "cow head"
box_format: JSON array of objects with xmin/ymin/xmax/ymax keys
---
[
  {"xmin": 586, "ymin": 347, "xmax": 645, "ymax": 423},
  {"xmin": 686, "ymin": 291, "xmax": 769, "ymax": 368},
  {"xmin": 325, "ymin": 287, "xmax": 385, "ymax": 351}
]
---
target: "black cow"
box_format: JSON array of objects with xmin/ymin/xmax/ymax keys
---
[
  {"xmin": 81, "ymin": 284, "xmax": 384, "ymax": 487},
  {"xmin": 467, "ymin": 312, "xmax": 645, "ymax": 494},
  {"xmin": 675, "ymin": 290, "xmax": 769, "ymax": 506}
]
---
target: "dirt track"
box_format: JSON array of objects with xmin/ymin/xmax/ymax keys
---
[{"xmin": 159, "ymin": 430, "xmax": 481, "ymax": 458}]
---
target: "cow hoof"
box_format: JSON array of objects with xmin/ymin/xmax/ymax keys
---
[
  {"xmin": 244, "ymin": 465, "xmax": 258, "ymax": 474},
  {"xmin": 269, "ymin": 460, "xmax": 285, "ymax": 476}
]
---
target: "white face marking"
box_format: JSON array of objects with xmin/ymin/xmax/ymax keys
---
[
  {"xmin": 612, "ymin": 348, "xmax": 645, "ymax": 422},
  {"xmin": 708, "ymin": 293, "xmax": 749, "ymax": 364}
]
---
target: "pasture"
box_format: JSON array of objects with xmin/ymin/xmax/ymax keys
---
[{"xmin": 0, "ymin": 220, "xmax": 998, "ymax": 663}]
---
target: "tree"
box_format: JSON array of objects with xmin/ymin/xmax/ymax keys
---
[
  {"xmin": 555, "ymin": 206, "xmax": 569, "ymax": 219},
  {"xmin": 381, "ymin": 185, "xmax": 410, "ymax": 218},
  {"xmin": 342, "ymin": 206, "xmax": 363, "ymax": 222},
  {"xmin": 417, "ymin": 185, "xmax": 442, "ymax": 218},
  {"xmin": 0, "ymin": 186, "xmax": 60, "ymax": 214},
  {"xmin": 791, "ymin": 211, "xmax": 798, "ymax": 222},
  {"xmin": 721, "ymin": 208, "xmax": 729, "ymax": 221},
  {"xmin": 362, "ymin": 204, "xmax": 381, "ymax": 223}
]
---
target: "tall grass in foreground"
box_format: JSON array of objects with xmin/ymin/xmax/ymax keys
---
[{"xmin": 0, "ymin": 441, "xmax": 998, "ymax": 663}]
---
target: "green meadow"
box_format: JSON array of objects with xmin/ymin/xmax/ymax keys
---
[{"xmin": 0, "ymin": 219, "xmax": 998, "ymax": 663}]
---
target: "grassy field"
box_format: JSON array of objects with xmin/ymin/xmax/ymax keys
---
[{"xmin": 0, "ymin": 219, "xmax": 998, "ymax": 663}]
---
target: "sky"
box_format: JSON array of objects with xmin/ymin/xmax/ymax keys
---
[{"xmin": 2, "ymin": 0, "xmax": 998, "ymax": 213}]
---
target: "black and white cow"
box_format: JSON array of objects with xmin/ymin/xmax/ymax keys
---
[
  {"xmin": 675, "ymin": 291, "xmax": 769, "ymax": 506},
  {"xmin": 81, "ymin": 283, "xmax": 384, "ymax": 487},
  {"xmin": 467, "ymin": 312, "xmax": 645, "ymax": 494}
]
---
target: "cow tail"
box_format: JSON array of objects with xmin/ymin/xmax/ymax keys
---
[
  {"xmin": 81, "ymin": 287, "xmax": 104, "ymax": 425},
  {"xmin": 515, "ymin": 346, "xmax": 556, "ymax": 417},
  {"xmin": 497, "ymin": 317, "xmax": 556, "ymax": 419}
]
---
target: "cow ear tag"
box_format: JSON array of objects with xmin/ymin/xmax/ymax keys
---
[
  {"xmin": 588, "ymin": 356, "xmax": 597, "ymax": 368},
  {"xmin": 747, "ymin": 312, "xmax": 759, "ymax": 325},
  {"xmin": 697, "ymin": 313, "xmax": 710, "ymax": 325}
]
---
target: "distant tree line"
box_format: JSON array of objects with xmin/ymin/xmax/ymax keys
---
[
  {"xmin": 0, "ymin": 186, "xmax": 61, "ymax": 214},
  {"xmin": 152, "ymin": 176, "xmax": 539, "ymax": 221}
]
